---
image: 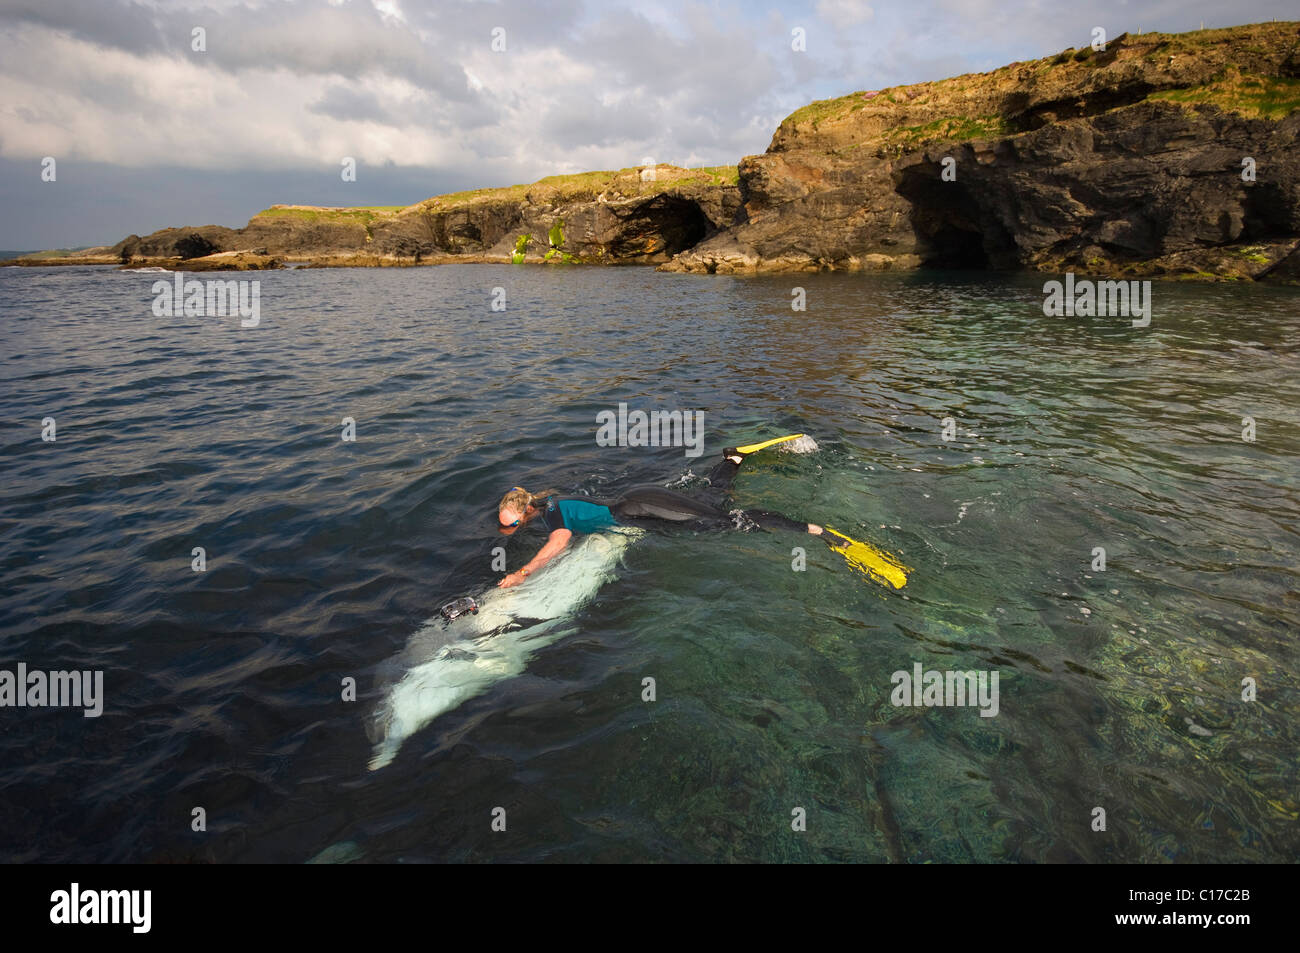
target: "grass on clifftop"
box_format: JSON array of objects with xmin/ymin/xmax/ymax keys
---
[
  {"xmin": 776, "ymin": 22, "xmax": 1300, "ymax": 140},
  {"xmin": 1149, "ymin": 72, "xmax": 1300, "ymax": 119},
  {"xmin": 20, "ymin": 247, "xmax": 108, "ymax": 259},
  {"xmin": 248, "ymin": 166, "xmax": 738, "ymax": 223},
  {"xmin": 782, "ymin": 91, "xmax": 880, "ymax": 129},
  {"xmin": 253, "ymin": 205, "xmax": 407, "ymax": 223},
  {"xmin": 245, "ymin": 166, "xmax": 736, "ymax": 226},
  {"xmin": 421, "ymin": 165, "xmax": 738, "ymax": 210}
]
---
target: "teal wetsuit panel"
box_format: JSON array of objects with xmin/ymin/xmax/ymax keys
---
[{"xmin": 541, "ymin": 497, "xmax": 618, "ymax": 534}]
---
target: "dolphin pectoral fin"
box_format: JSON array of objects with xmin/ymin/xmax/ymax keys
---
[
  {"xmin": 480, "ymin": 617, "xmax": 546, "ymax": 638},
  {"xmin": 368, "ymin": 739, "xmax": 399, "ymax": 771},
  {"xmin": 306, "ymin": 841, "xmax": 365, "ymax": 864},
  {"xmin": 505, "ymin": 616, "xmax": 546, "ymax": 631}
]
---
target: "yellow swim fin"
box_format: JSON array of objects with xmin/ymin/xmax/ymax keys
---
[
  {"xmin": 734, "ymin": 433, "xmax": 805, "ymax": 455},
  {"xmin": 824, "ymin": 527, "xmax": 911, "ymax": 589}
]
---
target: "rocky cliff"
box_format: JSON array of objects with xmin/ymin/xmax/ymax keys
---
[
  {"xmin": 664, "ymin": 21, "xmax": 1300, "ymax": 281},
  {"xmin": 101, "ymin": 166, "xmax": 740, "ymax": 270},
  {"xmin": 9, "ymin": 22, "xmax": 1299, "ymax": 281}
]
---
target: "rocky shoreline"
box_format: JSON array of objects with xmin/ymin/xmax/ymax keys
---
[
  {"xmin": 664, "ymin": 21, "xmax": 1300, "ymax": 283},
  {"xmin": 7, "ymin": 22, "xmax": 1299, "ymax": 283}
]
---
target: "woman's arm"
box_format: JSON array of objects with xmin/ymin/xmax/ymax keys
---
[{"xmin": 498, "ymin": 527, "xmax": 572, "ymax": 587}]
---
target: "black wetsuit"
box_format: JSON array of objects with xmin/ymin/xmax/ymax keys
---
[{"xmin": 538, "ymin": 454, "xmax": 808, "ymax": 536}]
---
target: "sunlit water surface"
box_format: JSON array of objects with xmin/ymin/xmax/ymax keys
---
[{"xmin": 1, "ymin": 264, "xmax": 1296, "ymax": 862}]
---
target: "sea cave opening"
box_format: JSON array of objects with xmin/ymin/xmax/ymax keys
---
[
  {"xmin": 894, "ymin": 162, "xmax": 1015, "ymax": 269},
  {"xmin": 610, "ymin": 196, "xmax": 711, "ymax": 259}
]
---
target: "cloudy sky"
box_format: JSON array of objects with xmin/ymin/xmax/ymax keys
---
[{"xmin": 0, "ymin": 0, "xmax": 1292, "ymax": 249}]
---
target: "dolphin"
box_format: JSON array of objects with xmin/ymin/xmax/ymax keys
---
[{"xmin": 368, "ymin": 527, "xmax": 641, "ymax": 770}]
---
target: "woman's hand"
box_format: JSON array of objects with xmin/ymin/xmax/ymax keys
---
[{"xmin": 498, "ymin": 529, "xmax": 569, "ymax": 589}]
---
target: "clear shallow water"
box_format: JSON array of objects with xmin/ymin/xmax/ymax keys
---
[{"xmin": 0, "ymin": 263, "xmax": 1297, "ymax": 863}]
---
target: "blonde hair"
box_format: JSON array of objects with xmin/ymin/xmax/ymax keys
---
[{"xmin": 498, "ymin": 485, "xmax": 559, "ymax": 517}]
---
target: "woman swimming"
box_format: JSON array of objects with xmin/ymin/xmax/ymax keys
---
[{"xmin": 495, "ymin": 443, "xmax": 825, "ymax": 587}]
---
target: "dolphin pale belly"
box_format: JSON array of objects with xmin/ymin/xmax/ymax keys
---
[{"xmin": 368, "ymin": 528, "xmax": 641, "ymax": 770}]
